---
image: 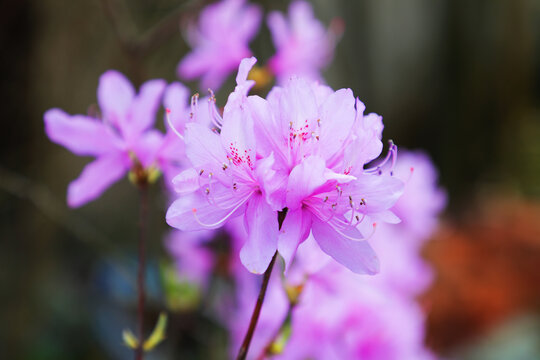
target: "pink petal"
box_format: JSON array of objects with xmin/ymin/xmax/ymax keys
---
[
  {"xmin": 184, "ymin": 122, "xmax": 227, "ymax": 169},
  {"xmin": 286, "ymin": 155, "xmax": 327, "ymax": 210},
  {"xmin": 349, "ymin": 174, "xmax": 404, "ymax": 213},
  {"xmin": 278, "ymin": 208, "xmax": 312, "ymax": 271},
  {"xmin": 281, "ymin": 77, "xmax": 319, "ymax": 133},
  {"xmin": 249, "ymin": 95, "xmax": 287, "ymax": 163},
  {"xmin": 255, "ymin": 153, "xmax": 288, "ymax": 211},
  {"xmin": 267, "ymin": 11, "xmax": 288, "ymax": 48},
  {"xmin": 240, "ymin": 194, "xmax": 279, "ymax": 274},
  {"xmin": 234, "ymin": 56, "xmax": 257, "ymax": 88},
  {"xmin": 200, "ymin": 66, "xmax": 231, "ymax": 92},
  {"xmin": 132, "ymin": 130, "xmax": 164, "ymax": 168},
  {"xmin": 44, "ymin": 108, "xmax": 118, "ymax": 156},
  {"xmin": 172, "ymin": 168, "xmax": 200, "ymax": 195},
  {"xmin": 97, "ymin": 70, "xmax": 135, "ymax": 126},
  {"xmin": 166, "ymin": 184, "xmax": 247, "ymax": 231},
  {"xmin": 177, "ymin": 49, "xmax": 215, "ymax": 80},
  {"xmin": 67, "ymin": 152, "xmax": 129, "ymax": 207},
  {"xmin": 318, "ymin": 88, "xmax": 356, "ymax": 160},
  {"xmin": 220, "ymin": 100, "xmax": 256, "ymax": 170},
  {"xmin": 312, "ymin": 218, "xmax": 379, "ymax": 275},
  {"xmin": 127, "ymin": 79, "xmax": 167, "ymax": 140},
  {"xmin": 163, "ymin": 82, "xmax": 190, "ymax": 130}
]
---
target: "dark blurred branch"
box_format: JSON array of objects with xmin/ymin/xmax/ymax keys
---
[
  {"xmin": 99, "ymin": 0, "xmax": 210, "ymax": 58},
  {"xmin": 0, "ymin": 165, "xmax": 135, "ymax": 283},
  {"xmin": 0, "ymin": 165, "xmax": 108, "ymax": 245},
  {"xmin": 135, "ymin": 183, "xmax": 149, "ymax": 360},
  {"xmin": 236, "ymin": 251, "xmax": 278, "ymax": 360}
]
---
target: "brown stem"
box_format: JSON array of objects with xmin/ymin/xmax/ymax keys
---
[
  {"xmin": 236, "ymin": 252, "xmax": 277, "ymax": 360},
  {"xmin": 135, "ymin": 183, "xmax": 149, "ymax": 360},
  {"xmin": 235, "ymin": 209, "xmax": 288, "ymax": 360}
]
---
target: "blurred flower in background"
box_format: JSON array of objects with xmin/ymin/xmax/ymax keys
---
[
  {"xmin": 267, "ymin": 0, "xmax": 339, "ymax": 84},
  {"xmin": 44, "ymin": 71, "xmax": 166, "ymax": 207},
  {"xmin": 177, "ymin": 0, "xmax": 262, "ymax": 91}
]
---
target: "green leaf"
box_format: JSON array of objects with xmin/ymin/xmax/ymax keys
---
[
  {"xmin": 122, "ymin": 329, "xmax": 139, "ymax": 349},
  {"xmin": 143, "ymin": 313, "xmax": 168, "ymax": 351}
]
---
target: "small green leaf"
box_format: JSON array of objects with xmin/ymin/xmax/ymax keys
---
[
  {"xmin": 143, "ymin": 313, "xmax": 168, "ymax": 351},
  {"xmin": 122, "ymin": 329, "xmax": 139, "ymax": 349}
]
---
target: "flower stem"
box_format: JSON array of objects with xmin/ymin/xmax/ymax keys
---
[
  {"xmin": 135, "ymin": 183, "xmax": 149, "ymax": 360},
  {"xmin": 236, "ymin": 252, "xmax": 277, "ymax": 360},
  {"xmin": 235, "ymin": 209, "xmax": 288, "ymax": 360}
]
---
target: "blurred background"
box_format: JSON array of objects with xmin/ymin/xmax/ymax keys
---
[{"xmin": 1, "ymin": 0, "xmax": 540, "ymax": 359}]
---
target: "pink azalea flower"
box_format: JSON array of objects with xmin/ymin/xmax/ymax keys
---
[
  {"xmin": 177, "ymin": 0, "xmax": 262, "ymax": 91},
  {"xmin": 168, "ymin": 57, "xmax": 404, "ymax": 276},
  {"xmin": 267, "ymin": 1, "xmax": 336, "ymax": 84},
  {"xmin": 44, "ymin": 70, "xmax": 166, "ymax": 207}
]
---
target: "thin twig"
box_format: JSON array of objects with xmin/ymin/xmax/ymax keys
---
[
  {"xmin": 135, "ymin": 183, "xmax": 149, "ymax": 360},
  {"xmin": 235, "ymin": 209, "xmax": 288, "ymax": 360},
  {"xmin": 99, "ymin": 0, "xmax": 210, "ymax": 58},
  {"xmin": 236, "ymin": 251, "xmax": 278, "ymax": 360}
]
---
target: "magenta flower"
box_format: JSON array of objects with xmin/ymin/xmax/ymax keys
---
[
  {"xmin": 177, "ymin": 0, "xmax": 262, "ymax": 91},
  {"xmin": 168, "ymin": 57, "xmax": 404, "ymax": 276},
  {"xmin": 267, "ymin": 1, "xmax": 336, "ymax": 84},
  {"xmin": 44, "ymin": 70, "xmax": 166, "ymax": 207}
]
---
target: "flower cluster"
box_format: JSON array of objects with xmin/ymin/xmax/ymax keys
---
[
  {"xmin": 225, "ymin": 150, "xmax": 446, "ymax": 359},
  {"xmin": 167, "ymin": 57, "xmax": 404, "ymax": 275}
]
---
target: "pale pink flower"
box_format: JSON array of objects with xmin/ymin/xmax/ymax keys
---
[
  {"xmin": 44, "ymin": 71, "xmax": 166, "ymax": 207},
  {"xmin": 267, "ymin": 1, "xmax": 336, "ymax": 84},
  {"xmin": 177, "ymin": 0, "xmax": 262, "ymax": 91}
]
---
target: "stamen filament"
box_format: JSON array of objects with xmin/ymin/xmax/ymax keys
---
[
  {"xmin": 192, "ymin": 191, "xmax": 253, "ymax": 228},
  {"xmin": 165, "ymin": 108, "xmax": 184, "ymax": 141}
]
